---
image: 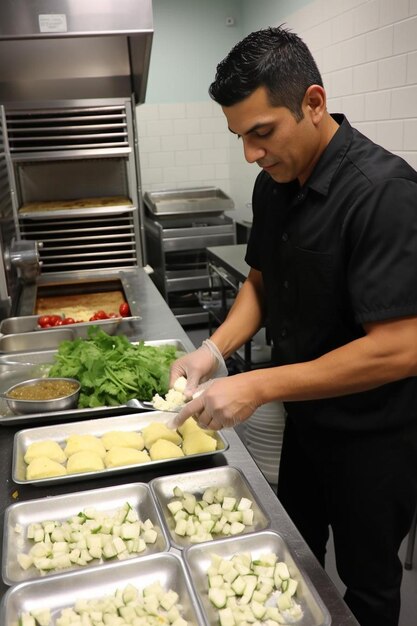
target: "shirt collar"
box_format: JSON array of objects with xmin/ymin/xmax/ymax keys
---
[{"xmin": 305, "ymin": 114, "xmax": 353, "ymax": 196}]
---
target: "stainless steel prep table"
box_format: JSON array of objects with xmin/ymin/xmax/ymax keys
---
[{"xmin": 0, "ymin": 268, "xmax": 358, "ymax": 625}]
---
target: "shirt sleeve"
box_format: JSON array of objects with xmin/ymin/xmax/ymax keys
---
[{"xmin": 343, "ymin": 177, "xmax": 417, "ymax": 324}]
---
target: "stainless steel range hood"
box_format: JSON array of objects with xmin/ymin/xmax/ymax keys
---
[{"xmin": 0, "ymin": 0, "xmax": 153, "ymax": 104}]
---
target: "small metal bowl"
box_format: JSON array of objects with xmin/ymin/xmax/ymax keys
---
[{"xmin": 3, "ymin": 377, "xmax": 81, "ymax": 415}]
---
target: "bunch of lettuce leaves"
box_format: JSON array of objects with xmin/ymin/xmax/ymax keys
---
[{"xmin": 48, "ymin": 328, "xmax": 178, "ymax": 408}]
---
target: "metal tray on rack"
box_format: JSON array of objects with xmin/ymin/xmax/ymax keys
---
[
  {"xmin": 150, "ymin": 466, "xmax": 270, "ymax": 550},
  {"xmin": 184, "ymin": 530, "xmax": 331, "ymax": 626},
  {"xmin": 0, "ymin": 339, "xmax": 187, "ymax": 426},
  {"xmin": 12, "ymin": 412, "xmax": 229, "ymax": 486},
  {"xmin": 144, "ymin": 187, "xmax": 234, "ymax": 217},
  {"xmin": 0, "ymin": 553, "xmax": 204, "ymax": 626},
  {"xmin": 2, "ymin": 482, "xmax": 169, "ymax": 585}
]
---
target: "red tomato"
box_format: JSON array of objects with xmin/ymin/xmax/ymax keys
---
[
  {"xmin": 54, "ymin": 319, "xmax": 64, "ymax": 326},
  {"xmin": 95, "ymin": 310, "xmax": 109, "ymax": 320},
  {"xmin": 38, "ymin": 315, "xmax": 51, "ymax": 328},
  {"xmin": 89, "ymin": 315, "xmax": 98, "ymax": 321},
  {"xmin": 119, "ymin": 302, "xmax": 130, "ymax": 317},
  {"xmin": 48, "ymin": 315, "xmax": 63, "ymax": 326},
  {"xmin": 62, "ymin": 317, "xmax": 75, "ymax": 325},
  {"xmin": 108, "ymin": 312, "xmax": 119, "ymax": 318}
]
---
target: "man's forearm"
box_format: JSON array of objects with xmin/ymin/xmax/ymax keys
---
[{"xmin": 247, "ymin": 316, "xmax": 417, "ymax": 405}]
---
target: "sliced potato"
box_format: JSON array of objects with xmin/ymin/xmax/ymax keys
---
[
  {"xmin": 64, "ymin": 434, "xmax": 106, "ymax": 459},
  {"xmin": 101, "ymin": 430, "xmax": 145, "ymax": 451},
  {"xmin": 26, "ymin": 456, "xmax": 66, "ymax": 480},
  {"xmin": 104, "ymin": 446, "xmax": 150, "ymax": 468},
  {"xmin": 149, "ymin": 439, "xmax": 185, "ymax": 461},
  {"xmin": 142, "ymin": 422, "xmax": 182, "ymax": 449},
  {"xmin": 24, "ymin": 440, "xmax": 66, "ymax": 465}
]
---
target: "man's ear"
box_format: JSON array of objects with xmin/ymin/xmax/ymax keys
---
[{"xmin": 304, "ymin": 84, "xmax": 326, "ymax": 124}]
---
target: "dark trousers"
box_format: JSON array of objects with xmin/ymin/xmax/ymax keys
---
[{"xmin": 277, "ymin": 417, "xmax": 417, "ymax": 626}]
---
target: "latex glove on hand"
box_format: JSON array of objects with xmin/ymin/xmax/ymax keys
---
[
  {"xmin": 171, "ymin": 374, "xmax": 260, "ymax": 431},
  {"xmin": 169, "ymin": 339, "xmax": 228, "ymax": 399}
]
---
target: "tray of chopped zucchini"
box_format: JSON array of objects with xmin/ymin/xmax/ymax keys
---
[
  {"xmin": 0, "ymin": 552, "xmax": 205, "ymax": 626},
  {"xmin": 2, "ymin": 482, "xmax": 169, "ymax": 585},
  {"xmin": 12, "ymin": 412, "xmax": 229, "ymax": 486},
  {"xmin": 150, "ymin": 466, "xmax": 270, "ymax": 549},
  {"xmin": 183, "ymin": 530, "xmax": 331, "ymax": 626}
]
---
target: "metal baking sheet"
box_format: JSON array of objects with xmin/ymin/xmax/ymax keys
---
[
  {"xmin": 184, "ymin": 530, "xmax": 331, "ymax": 626},
  {"xmin": 0, "ymin": 339, "xmax": 187, "ymax": 426},
  {"xmin": 150, "ymin": 466, "xmax": 270, "ymax": 550},
  {"xmin": 0, "ymin": 314, "xmax": 142, "ymax": 340},
  {"xmin": 2, "ymin": 482, "xmax": 169, "ymax": 585},
  {"xmin": 144, "ymin": 186, "xmax": 234, "ymax": 217},
  {"xmin": 0, "ymin": 552, "xmax": 204, "ymax": 626},
  {"xmin": 0, "ymin": 328, "xmax": 75, "ymax": 353},
  {"xmin": 12, "ymin": 411, "xmax": 229, "ymax": 486}
]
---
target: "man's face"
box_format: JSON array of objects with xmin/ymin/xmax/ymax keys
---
[{"xmin": 222, "ymin": 86, "xmax": 321, "ymax": 185}]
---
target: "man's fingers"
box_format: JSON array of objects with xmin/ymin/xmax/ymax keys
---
[{"xmin": 170, "ymin": 395, "xmax": 204, "ymax": 429}]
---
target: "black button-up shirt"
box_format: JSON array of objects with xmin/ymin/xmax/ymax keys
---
[{"xmin": 246, "ymin": 115, "xmax": 417, "ymax": 432}]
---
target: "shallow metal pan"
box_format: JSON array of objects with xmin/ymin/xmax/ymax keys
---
[
  {"xmin": 2, "ymin": 482, "xmax": 169, "ymax": 585},
  {"xmin": 0, "ymin": 339, "xmax": 187, "ymax": 426},
  {"xmin": 0, "ymin": 314, "xmax": 142, "ymax": 340},
  {"xmin": 12, "ymin": 411, "xmax": 229, "ymax": 486},
  {"xmin": 150, "ymin": 466, "xmax": 270, "ymax": 550},
  {"xmin": 0, "ymin": 328, "xmax": 75, "ymax": 353},
  {"xmin": 0, "ymin": 552, "xmax": 204, "ymax": 626},
  {"xmin": 184, "ymin": 530, "xmax": 331, "ymax": 626}
]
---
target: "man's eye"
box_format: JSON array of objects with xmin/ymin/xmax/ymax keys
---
[{"xmin": 256, "ymin": 129, "xmax": 272, "ymax": 138}]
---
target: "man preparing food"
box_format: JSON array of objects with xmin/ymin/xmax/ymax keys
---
[{"xmin": 170, "ymin": 26, "xmax": 417, "ymax": 626}]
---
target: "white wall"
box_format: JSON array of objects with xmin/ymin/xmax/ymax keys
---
[
  {"xmin": 137, "ymin": 0, "xmax": 417, "ymax": 221},
  {"xmin": 283, "ymin": 0, "xmax": 417, "ymax": 171}
]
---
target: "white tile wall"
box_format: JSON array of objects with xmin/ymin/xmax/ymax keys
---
[
  {"xmin": 137, "ymin": 101, "xmax": 232, "ymax": 197},
  {"xmin": 137, "ymin": 0, "xmax": 417, "ymax": 220},
  {"xmin": 290, "ymin": 0, "xmax": 417, "ymax": 169}
]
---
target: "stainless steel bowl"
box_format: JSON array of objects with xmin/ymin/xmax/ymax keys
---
[{"xmin": 3, "ymin": 378, "xmax": 81, "ymax": 415}]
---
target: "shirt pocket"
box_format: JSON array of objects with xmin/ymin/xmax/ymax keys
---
[{"xmin": 293, "ymin": 247, "xmax": 336, "ymax": 315}]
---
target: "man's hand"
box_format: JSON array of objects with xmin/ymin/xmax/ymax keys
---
[
  {"xmin": 170, "ymin": 339, "xmax": 228, "ymax": 398},
  {"xmin": 171, "ymin": 374, "xmax": 260, "ymax": 431}
]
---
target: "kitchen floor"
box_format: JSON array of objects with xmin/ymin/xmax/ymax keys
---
[{"xmin": 184, "ymin": 323, "xmax": 417, "ymax": 626}]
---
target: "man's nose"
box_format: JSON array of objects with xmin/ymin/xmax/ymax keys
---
[{"xmin": 243, "ymin": 139, "xmax": 266, "ymax": 163}]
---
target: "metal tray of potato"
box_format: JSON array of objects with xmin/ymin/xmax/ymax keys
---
[
  {"xmin": 2, "ymin": 482, "xmax": 169, "ymax": 585},
  {"xmin": 0, "ymin": 552, "xmax": 205, "ymax": 626},
  {"xmin": 184, "ymin": 530, "xmax": 331, "ymax": 626},
  {"xmin": 150, "ymin": 466, "xmax": 270, "ymax": 550},
  {"xmin": 0, "ymin": 338, "xmax": 187, "ymax": 426},
  {"xmin": 0, "ymin": 314, "xmax": 142, "ymax": 340},
  {"xmin": 0, "ymin": 328, "xmax": 75, "ymax": 353},
  {"xmin": 12, "ymin": 412, "xmax": 229, "ymax": 486}
]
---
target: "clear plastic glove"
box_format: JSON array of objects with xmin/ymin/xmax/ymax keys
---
[
  {"xmin": 170, "ymin": 374, "xmax": 260, "ymax": 431},
  {"xmin": 169, "ymin": 339, "xmax": 228, "ymax": 398}
]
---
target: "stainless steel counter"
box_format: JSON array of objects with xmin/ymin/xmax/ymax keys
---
[{"xmin": 0, "ymin": 268, "xmax": 358, "ymax": 625}]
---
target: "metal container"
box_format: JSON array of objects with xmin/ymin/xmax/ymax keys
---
[
  {"xmin": 3, "ymin": 377, "xmax": 80, "ymax": 415},
  {"xmin": 2, "ymin": 482, "xmax": 169, "ymax": 585},
  {"xmin": 144, "ymin": 187, "xmax": 234, "ymax": 217},
  {"xmin": 0, "ymin": 328, "xmax": 74, "ymax": 353},
  {"xmin": 184, "ymin": 530, "xmax": 331, "ymax": 626},
  {"xmin": 12, "ymin": 412, "xmax": 229, "ymax": 486},
  {"xmin": 0, "ymin": 339, "xmax": 187, "ymax": 426},
  {"xmin": 150, "ymin": 466, "xmax": 270, "ymax": 550},
  {"xmin": 0, "ymin": 314, "xmax": 142, "ymax": 340},
  {"xmin": 0, "ymin": 553, "xmax": 204, "ymax": 626}
]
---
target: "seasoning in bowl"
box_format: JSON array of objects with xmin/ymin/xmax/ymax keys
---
[
  {"xmin": 7, "ymin": 379, "xmax": 79, "ymax": 401},
  {"xmin": 4, "ymin": 378, "xmax": 81, "ymax": 415}
]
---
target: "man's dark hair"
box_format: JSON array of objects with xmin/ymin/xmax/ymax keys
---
[{"xmin": 209, "ymin": 26, "xmax": 323, "ymax": 121}]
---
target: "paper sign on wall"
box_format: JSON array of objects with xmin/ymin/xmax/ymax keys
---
[{"xmin": 38, "ymin": 14, "xmax": 68, "ymax": 33}]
